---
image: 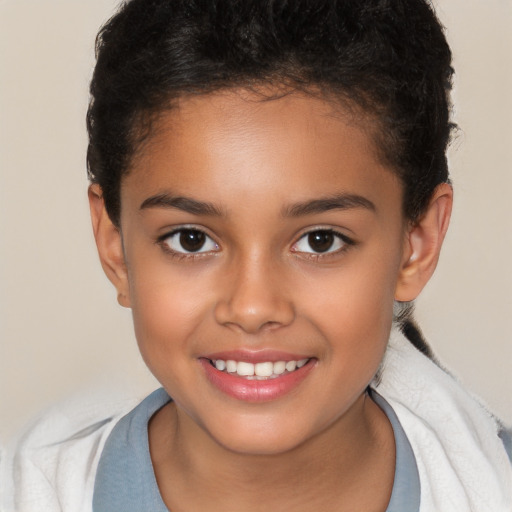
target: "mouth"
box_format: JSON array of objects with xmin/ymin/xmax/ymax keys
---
[
  {"xmin": 200, "ymin": 353, "xmax": 316, "ymax": 402},
  {"xmin": 209, "ymin": 358, "xmax": 310, "ymax": 380}
]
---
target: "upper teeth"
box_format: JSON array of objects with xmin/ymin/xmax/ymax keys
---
[{"xmin": 213, "ymin": 359, "xmax": 309, "ymax": 378}]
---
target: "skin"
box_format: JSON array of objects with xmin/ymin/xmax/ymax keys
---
[{"xmin": 89, "ymin": 88, "xmax": 452, "ymax": 511}]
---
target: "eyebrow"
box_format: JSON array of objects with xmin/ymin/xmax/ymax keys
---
[
  {"xmin": 139, "ymin": 192, "xmax": 376, "ymax": 218},
  {"xmin": 283, "ymin": 193, "xmax": 376, "ymax": 217},
  {"xmin": 140, "ymin": 193, "xmax": 223, "ymax": 216}
]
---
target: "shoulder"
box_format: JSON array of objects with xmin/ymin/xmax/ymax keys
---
[
  {"xmin": 8, "ymin": 388, "xmax": 146, "ymax": 512},
  {"xmin": 376, "ymin": 329, "xmax": 512, "ymax": 509},
  {"xmin": 93, "ymin": 388, "xmax": 171, "ymax": 512}
]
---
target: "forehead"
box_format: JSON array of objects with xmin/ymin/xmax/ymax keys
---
[{"xmin": 122, "ymin": 88, "xmax": 402, "ymax": 217}]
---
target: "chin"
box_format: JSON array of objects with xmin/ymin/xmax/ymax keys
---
[
  {"xmin": 201, "ymin": 411, "xmax": 320, "ymax": 457},
  {"xmin": 215, "ymin": 431, "xmax": 305, "ymax": 457}
]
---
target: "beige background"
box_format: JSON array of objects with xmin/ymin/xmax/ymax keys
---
[{"xmin": 1, "ymin": 0, "xmax": 511, "ymax": 445}]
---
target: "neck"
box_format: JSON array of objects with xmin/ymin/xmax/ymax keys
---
[{"xmin": 149, "ymin": 392, "xmax": 395, "ymax": 512}]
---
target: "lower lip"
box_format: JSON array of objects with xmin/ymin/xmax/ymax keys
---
[{"xmin": 200, "ymin": 359, "xmax": 315, "ymax": 402}]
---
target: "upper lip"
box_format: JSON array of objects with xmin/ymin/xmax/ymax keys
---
[{"xmin": 202, "ymin": 349, "xmax": 312, "ymax": 363}]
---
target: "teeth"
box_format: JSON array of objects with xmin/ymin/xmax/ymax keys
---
[
  {"xmin": 212, "ymin": 358, "xmax": 309, "ymax": 378},
  {"xmin": 273, "ymin": 361, "xmax": 286, "ymax": 375},
  {"xmin": 226, "ymin": 360, "xmax": 237, "ymax": 373},
  {"xmin": 255, "ymin": 362, "xmax": 273, "ymax": 377},
  {"xmin": 285, "ymin": 360, "xmax": 297, "ymax": 372},
  {"xmin": 237, "ymin": 361, "xmax": 255, "ymax": 376}
]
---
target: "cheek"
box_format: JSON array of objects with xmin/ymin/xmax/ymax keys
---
[
  {"xmin": 127, "ymin": 264, "xmax": 211, "ymax": 367},
  {"xmin": 300, "ymin": 255, "xmax": 398, "ymax": 332},
  {"xmin": 296, "ymin": 246, "xmax": 401, "ymax": 375}
]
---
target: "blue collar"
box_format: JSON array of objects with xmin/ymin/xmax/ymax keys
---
[{"xmin": 93, "ymin": 388, "xmax": 420, "ymax": 512}]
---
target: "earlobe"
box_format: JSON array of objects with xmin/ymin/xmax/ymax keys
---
[
  {"xmin": 88, "ymin": 184, "xmax": 131, "ymax": 308},
  {"xmin": 395, "ymin": 183, "xmax": 453, "ymax": 302}
]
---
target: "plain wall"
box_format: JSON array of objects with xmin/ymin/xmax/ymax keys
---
[{"xmin": 1, "ymin": 0, "xmax": 511, "ymax": 444}]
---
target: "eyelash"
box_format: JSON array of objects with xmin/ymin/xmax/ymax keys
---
[
  {"xmin": 291, "ymin": 228, "xmax": 355, "ymax": 260},
  {"xmin": 156, "ymin": 227, "xmax": 355, "ymax": 261},
  {"xmin": 157, "ymin": 227, "xmax": 219, "ymax": 260}
]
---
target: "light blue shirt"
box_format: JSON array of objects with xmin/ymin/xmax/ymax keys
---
[{"xmin": 93, "ymin": 388, "xmax": 424, "ymax": 511}]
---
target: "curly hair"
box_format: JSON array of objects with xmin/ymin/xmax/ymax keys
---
[{"xmin": 87, "ymin": 0, "xmax": 453, "ymax": 229}]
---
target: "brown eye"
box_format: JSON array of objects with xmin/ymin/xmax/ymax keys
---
[
  {"xmin": 292, "ymin": 229, "xmax": 352, "ymax": 256},
  {"xmin": 180, "ymin": 229, "xmax": 206, "ymax": 252},
  {"xmin": 307, "ymin": 231, "xmax": 335, "ymax": 253},
  {"xmin": 162, "ymin": 228, "xmax": 218, "ymax": 254}
]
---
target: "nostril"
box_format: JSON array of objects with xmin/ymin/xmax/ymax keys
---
[
  {"xmin": 213, "ymin": 296, "xmax": 295, "ymax": 334},
  {"xmin": 212, "ymin": 265, "xmax": 296, "ymax": 333}
]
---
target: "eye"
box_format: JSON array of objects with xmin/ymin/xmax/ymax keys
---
[
  {"xmin": 161, "ymin": 228, "xmax": 219, "ymax": 254},
  {"xmin": 292, "ymin": 229, "xmax": 352, "ymax": 255}
]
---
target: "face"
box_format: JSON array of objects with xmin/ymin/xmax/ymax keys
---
[{"xmin": 116, "ymin": 89, "xmax": 409, "ymax": 454}]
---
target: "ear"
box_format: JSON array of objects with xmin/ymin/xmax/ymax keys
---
[
  {"xmin": 395, "ymin": 183, "xmax": 453, "ymax": 302},
  {"xmin": 88, "ymin": 184, "xmax": 131, "ymax": 308}
]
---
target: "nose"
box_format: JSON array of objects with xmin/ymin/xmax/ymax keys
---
[{"xmin": 214, "ymin": 254, "xmax": 295, "ymax": 334}]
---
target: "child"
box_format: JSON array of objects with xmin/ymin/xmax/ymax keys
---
[{"xmin": 8, "ymin": 0, "xmax": 512, "ymax": 510}]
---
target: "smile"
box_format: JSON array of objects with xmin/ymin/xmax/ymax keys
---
[
  {"xmin": 211, "ymin": 358, "xmax": 309, "ymax": 379},
  {"xmin": 200, "ymin": 354, "xmax": 316, "ymax": 402}
]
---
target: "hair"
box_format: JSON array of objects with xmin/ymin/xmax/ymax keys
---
[{"xmin": 86, "ymin": 0, "xmax": 454, "ymax": 355}]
